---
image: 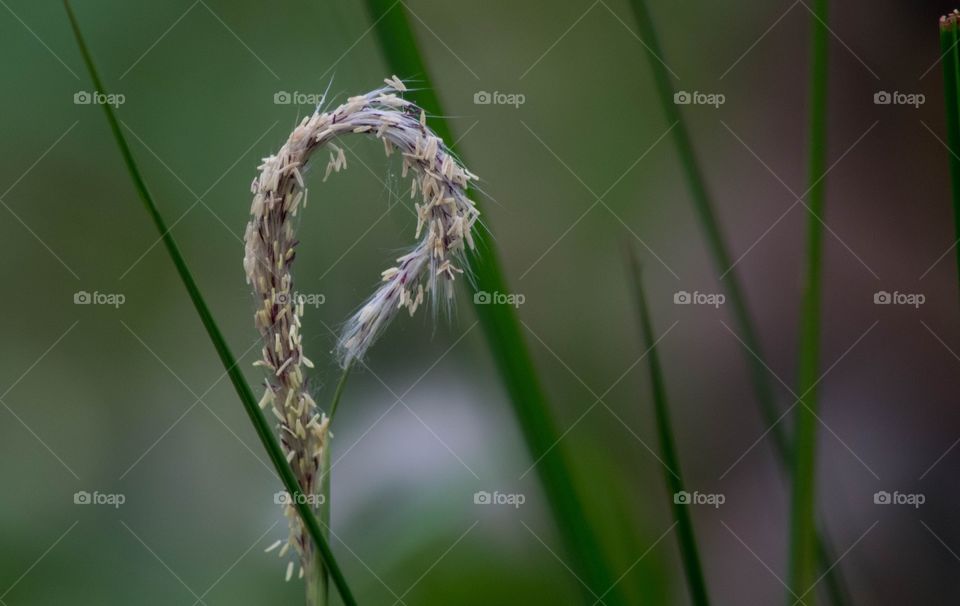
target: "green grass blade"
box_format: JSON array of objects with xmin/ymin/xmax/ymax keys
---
[
  {"xmin": 328, "ymin": 362, "xmax": 354, "ymax": 421},
  {"xmin": 941, "ymin": 14, "xmax": 960, "ymax": 295},
  {"xmin": 788, "ymin": 0, "xmax": 830, "ymax": 602},
  {"xmin": 624, "ymin": 2, "xmax": 848, "ymax": 603},
  {"xmin": 624, "ymin": 0, "xmax": 786, "ymax": 462},
  {"xmin": 319, "ymin": 363, "xmax": 353, "ymax": 604},
  {"xmin": 63, "ymin": 3, "xmax": 357, "ymax": 604},
  {"xmin": 361, "ymin": 2, "xmax": 628, "ymax": 603},
  {"xmin": 626, "ymin": 247, "xmax": 710, "ymax": 606}
]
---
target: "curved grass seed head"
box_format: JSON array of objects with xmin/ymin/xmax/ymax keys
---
[{"xmin": 245, "ymin": 76, "xmax": 480, "ymax": 580}]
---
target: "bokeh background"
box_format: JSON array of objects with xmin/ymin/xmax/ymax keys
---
[{"xmin": 1, "ymin": 0, "xmax": 958, "ymax": 603}]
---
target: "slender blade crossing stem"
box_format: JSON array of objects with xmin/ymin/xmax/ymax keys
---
[
  {"xmin": 64, "ymin": 3, "xmax": 357, "ymax": 604},
  {"xmin": 789, "ymin": 0, "xmax": 830, "ymax": 602},
  {"xmin": 624, "ymin": 2, "xmax": 848, "ymax": 603},
  {"xmin": 626, "ymin": 247, "xmax": 711, "ymax": 606},
  {"xmin": 360, "ymin": 1, "xmax": 629, "ymax": 603}
]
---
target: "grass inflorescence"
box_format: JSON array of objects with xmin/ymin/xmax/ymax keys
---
[{"xmin": 245, "ymin": 77, "xmax": 482, "ymax": 598}]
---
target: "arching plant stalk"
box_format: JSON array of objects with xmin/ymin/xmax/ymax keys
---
[{"xmin": 245, "ymin": 77, "xmax": 481, "ymax": 603}]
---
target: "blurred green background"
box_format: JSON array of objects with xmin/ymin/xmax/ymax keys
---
[{"xmin": 1, "ymin": 0, "xmax": 959, "ymax": 603}]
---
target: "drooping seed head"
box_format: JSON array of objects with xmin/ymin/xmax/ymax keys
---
[{"xmin": 244, "ymin": 76, "xmax": 480, "ymax": 579}]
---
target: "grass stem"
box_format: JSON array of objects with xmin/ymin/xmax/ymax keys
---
[
  {"xmin": 319, "ymin": 363, "xmax": 352, "ymax": 604},
  {"xmin": 329, "ymin": 362, "xmax": 355, "ymax": 421},
  {"xmin": 788, "ymin": 0, "xmax": 830, "ymax": 602},
  {"xmin": 940, "ymin": 13, "xmax": 960, "ymax": 296},
  {"xmin": 626, "ymin": 247, "xmax": 711, "ymax": 606},
  {"xmin": 624, "ymin": 0, "xmax": 786, "ymax": 462},
  {"xmin": 361, "ymin": 1, "xmax": 628, "ymax": 602},
  {"xmin": 624, "ymin": 2, "xmax": 847, "ymax": 603}
]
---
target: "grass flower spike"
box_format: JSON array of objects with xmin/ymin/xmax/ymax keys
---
[
  {"xmin": 245, "ymin": 76, "xmax": 480, "ymax": 369},
  {"xmin": 244, "ymin": 77, "xmax": 480, "ymax": 584}
]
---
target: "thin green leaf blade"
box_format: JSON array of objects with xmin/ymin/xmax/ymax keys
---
[
  {"xmin": 624, "ymin": 0, "xmax": 787, "ymax": 462},
  {"xmin": 63, "ymin": 3, "xmax": 357, "ymax": 604},
  {"xmin": 624, "ymin": 2, "xmax": 848, "ymax": 603},
  {"xmin": 789, "ymin": 0, "xmax": 830, "ymax": 602},
  {"xmin": 941, "ymin": 14, "xmax": 960, "ymax": 296},
  {"xmin": 361, "ymin": 1, "xmax": 629, "ymax": 603},
  {"xmin": 626, "ymin": 247, "xmax": 710, "ymax": 606}
]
